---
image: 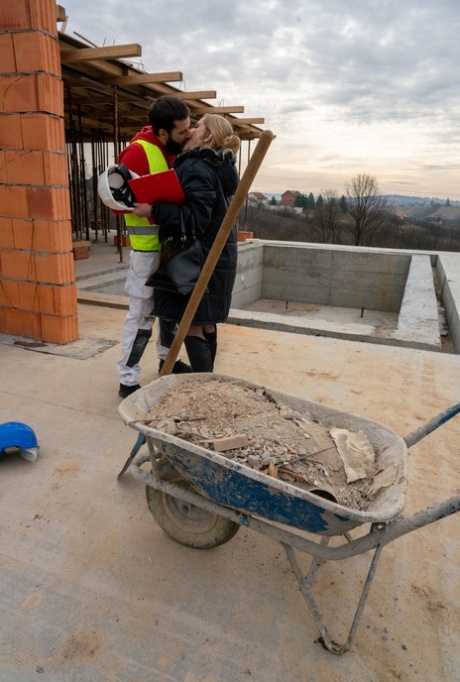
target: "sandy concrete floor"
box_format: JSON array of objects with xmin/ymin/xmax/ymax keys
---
[{"xmin": 1, "ymin": 303, "xmax": 460, "ymax": 681}]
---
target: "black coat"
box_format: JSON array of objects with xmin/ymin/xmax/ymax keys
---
[{"xmin": 152, "ymin": 147, "xmax": 239, "ymax": 325}]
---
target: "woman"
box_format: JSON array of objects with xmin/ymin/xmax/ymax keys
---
[{"xmin": 132, "ymin": 114, "xmax": 241, "ymax": 372}]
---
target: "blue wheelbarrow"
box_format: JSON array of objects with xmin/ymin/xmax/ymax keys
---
[{"xmin": 118, "ymin": 373, "xmax": 460, "ymax": 654}]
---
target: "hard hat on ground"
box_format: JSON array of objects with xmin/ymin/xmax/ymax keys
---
[
  {"xmin": 0, "ymin": 421, "xmax": 39, "ymax": 462},
  {"xmin": 97, "ymin": 164, "xmax": 139, "ymax": 211}
]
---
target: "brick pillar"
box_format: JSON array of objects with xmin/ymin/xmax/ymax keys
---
[{"xmin": 0, "ymin": 0, "xmax": 78, "ymax": 343}]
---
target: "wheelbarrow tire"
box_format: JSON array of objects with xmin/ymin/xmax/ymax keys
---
[{"xmin": 146, "ymin": 460, "xmax": 240, "ymax": 549}]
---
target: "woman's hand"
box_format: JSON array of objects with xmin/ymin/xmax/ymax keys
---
[{"xmin": 132, "ymin": 202, "xmax": 153, "ymax": 217}]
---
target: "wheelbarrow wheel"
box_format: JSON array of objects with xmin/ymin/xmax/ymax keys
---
[{"xmin": 146, "ymin": 460, "xmax": 240, "ymax": 549}]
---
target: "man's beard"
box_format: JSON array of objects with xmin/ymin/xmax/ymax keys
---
[{"xmin": 164, "ymin": 137, "xmax": 183, "ymax": 155}]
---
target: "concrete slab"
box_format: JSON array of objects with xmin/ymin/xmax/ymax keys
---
[{"xmin": 1, "ymin": 299, "xmax": 460, "ymax": 681}]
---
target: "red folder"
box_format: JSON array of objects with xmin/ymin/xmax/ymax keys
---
[{"xmin": 128, "ymin": 169, "xmax": 185, "ymax": 205}]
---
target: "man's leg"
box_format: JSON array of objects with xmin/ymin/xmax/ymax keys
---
[{"xmin": 116, "ymin": 295, "xmax": 155, "ymax": 396}]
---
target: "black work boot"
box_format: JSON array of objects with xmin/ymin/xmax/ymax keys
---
[
  {"xmin": 184, "ymin": 336, "xmax": 214, "ymax": 373},
  {"xmin": 203, "ymin": 327, "xmax": 217, "ymax": 371},
  {"xmin": 159, "ymin": 359, "xmax": 192, "ymax": 374}
]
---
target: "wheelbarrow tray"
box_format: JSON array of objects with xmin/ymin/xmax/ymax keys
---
[{"xmin": 119, "ymin": 374, "xmax": 408, "ymax": 536}]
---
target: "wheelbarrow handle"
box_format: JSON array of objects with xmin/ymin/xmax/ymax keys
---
[{"xmin": 404, "ymin": 401, "xmax": 460, "ymax": 449}]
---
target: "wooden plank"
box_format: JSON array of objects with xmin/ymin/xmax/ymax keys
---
[
  {"xmin": 61, "ymin": 44, "xmax": 142, "ymax": 63},
  {"xmin": 107, "ymin": 72, "xmax": 183, "ymax": 86},
  {"xmin": 231, "ymin": 118, "xmax": 265, "ymax": 125},
  {"xmin": 193, "ymin": 106, "xmax": 244, "ymax": 115}
]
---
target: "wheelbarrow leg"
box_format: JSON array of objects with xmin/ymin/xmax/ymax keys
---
[
  {"xmin": 282, "ymin": 538, "xmax": 384, "ymax": 655},
  {"xmin": 117, "ymin": 432, "xmax": 146, "ymax": 480}
]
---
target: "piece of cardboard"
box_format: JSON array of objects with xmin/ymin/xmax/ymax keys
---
[{"xmin": 128, "ymin": 169, "xmax": 185, "ymax": 205}]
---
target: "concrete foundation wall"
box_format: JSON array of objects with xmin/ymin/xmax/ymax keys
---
[
  {"xmin": 261, "ymin": 244, "xmax": 410, "ymax": 312},
  {"xmin": 436, "ymin": 253, "xmax": 460, "ymax": 353}
]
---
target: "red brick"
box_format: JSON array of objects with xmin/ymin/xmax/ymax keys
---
[
  {"xmin": 0, "ymin": 251, "xmax": 66, "ymax": 284},
  {"xmin": 0, "ymin": 74, "xmax": 38, "ymax": 112},
  {"xmin": 0, "ymin": 185, "xmax": 30, "ymax": 218},
  {"xmin": 0, "ymin": 1, "xmax": 31, "ymax": 31},
  {"xmin": 34, "ymin": 252, "xmax": 75, "ymax": 285},
  {"xmin": 28, "ymin": 0, "xmax": 60, "ymax": 35},
  {"xmin": 1, "ymin": 0, "xmax": 59, "ymax": 34},
  {"xmin": 30, "ymin": 220, "xmax": 73, "ymax": 252},
  {"xmin": 3, "ymin": 150, "xmax": 68, "ymax": 186},
  {"xmin": 0, "ymin": 33, "xmax": 17, "ymax": 72},
  {"xmin": 13, "ymin": 31, "xmax": 61, "ymax": 76},
  {"xmin": 0, "ymin": 114, "xmax": 24, "ymax": 149},
  {"xmin": 0, "ymin": 279, "xmax": 21, "ymax": 307},
  {"xmin": 28, "ymin": 186, "xmax": 71, "ymax": 220},
  {"xmin": 0, "ymin": 151, "xmax": 7, "ymax": 183},
  {"xmin": 1, "ymin": 250, "xmax": 37, "ymax": 280},
  {"xmin": 49, "ymin": 284, "xmax": 77, "ymax": 315},
  {"xmin": 0, "ymin": 218, "xmax": 15, "ymax": 248},
  {"xmin": 0, "ymin": 73, "xmax": 63, "ymax": 116},
  {"xmin": 73, "ymin": 245, "xmax": 90, "ymax": 260},
  {"xmin": 21, "ymin": 114, "xmax": 66, "ymax": 151},
  {"xmin": 40, "ymin": 313, "xmax": 79, "ymax": 343},
  {"xmin": 18, "ymin": 280, "xmax": 39, "ymax": 310},
  {"xmin": 3, "ymin": 308, "xmax": 42, "ymax": 338},
  {"xmin": 37, "ymin": 74, "xmax": 64, "ymax": 116},
  {"xmin": 0, "ymin": 219, "xmax": 73, "ymax": 251}
]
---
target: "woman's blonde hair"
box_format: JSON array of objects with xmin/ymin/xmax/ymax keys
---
[{"xmin": 202, "ymin": 114, "xmax": 241, "ymax": 154}]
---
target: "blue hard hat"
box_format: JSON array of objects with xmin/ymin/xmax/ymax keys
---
[{"xmin": 0, "ymin": 421, "xmax": 39, "ymax": 453}]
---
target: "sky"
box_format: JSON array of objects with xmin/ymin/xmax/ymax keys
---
[{"xmin": 61, "ymin": 0, "xmax": 460, "ymax": 200}]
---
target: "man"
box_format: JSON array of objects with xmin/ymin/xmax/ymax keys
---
[{"xmin": 116, "ymin": 96, "xmax": 192, "ymax": 398}]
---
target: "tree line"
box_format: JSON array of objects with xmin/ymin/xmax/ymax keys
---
[{"xmin": 244, "ymin": 174, "xmax": 460, "ymax": 251}]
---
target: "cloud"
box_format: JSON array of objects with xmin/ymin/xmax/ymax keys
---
[{"xmin": 62, "ymin": 0, "xmax": 460, "ymax": 198}]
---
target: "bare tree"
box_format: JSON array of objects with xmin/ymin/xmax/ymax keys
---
[
  {"xmin": 312, "ymin": 188, "xmax": 343, "ymax": 243},
  {"xmin": 345, "ymin": 173, "xmax": 391, "ymax": 246}
]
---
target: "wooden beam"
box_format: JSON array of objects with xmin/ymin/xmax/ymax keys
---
[
  {"xmin": 231, "ymin": 118, "xmax": 265, "ymax": 125},
  {"xmin": 61, "ymin": 44, "xmax": 142, "ymax": 63},
  {"xmin": 56, "ymin": 5, "xmax": 67, "ymax": 22},
  {"xmin": 193, "ymin": 106, "xmax": 244, "ymax": 115},
  {"xmin": 174, "ymin": 90, "xmax": 217, "ymax": 101},
  {"xmin": 107, "ymin": 72, "xmax": 183, "ymax": 86}
]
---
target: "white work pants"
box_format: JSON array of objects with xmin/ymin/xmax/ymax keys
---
[{"xmin": 116, "ymin": 250, "xmax": 169, "ymax": 386}]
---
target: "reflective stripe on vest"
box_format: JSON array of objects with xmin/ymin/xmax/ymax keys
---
[{"xmin": 124, "ymin": 140, "xmax": 169, "ymax": 251}]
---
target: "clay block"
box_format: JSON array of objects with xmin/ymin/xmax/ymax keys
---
[
  {"xmin": 40, "ymin": 313, "xmax": 79, "ymax": 344},
  {"xmin": 73, "ymin": 245, "xmax": 90, "ymax": 261},
  {"xmin": 28, "ymin": 186, "xmax": 71, "ymax": 220},
  {"xmin": 0, "ymin": 33, "xmax": 17, "ymax": 72},
  {"xmin": 0, "ymin": 114, "xmax": 24, "ymax": 149},
  {"xmin": 212, "ymin": 434, "xmax": 249, "ymax": 452},
  {"xmin": 0, "ymin": 218, "xmax": 15, "ymax": 248},
  {"xmin": 13, "ymin": 31, "xmax": 61, "ymax": 76},
  {"xmin": 21, "ymin": 114, "xmax": 66, "ymax": 152}
]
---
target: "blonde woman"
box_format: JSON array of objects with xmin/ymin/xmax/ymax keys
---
[{"xmin": 133, "ymin": 114, "xmax": 241, "ymax": 372}]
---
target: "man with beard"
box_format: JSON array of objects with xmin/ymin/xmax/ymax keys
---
[{"xmin": 116, "ymin": 96, "xmax": 191, "ymax": 398}]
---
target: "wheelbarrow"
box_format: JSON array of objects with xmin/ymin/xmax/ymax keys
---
[{"xmin": 118, "ymin": 373, "xmax": 460, "ymax": 655}]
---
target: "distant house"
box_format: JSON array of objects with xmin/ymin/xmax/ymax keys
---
[
  {"xmin": 248, "ymin": 191, "xmax": 267, "ymax": 204},
  {"xmin": 280, "ymin": 190, "xmax": 303, "ymax": 207}
]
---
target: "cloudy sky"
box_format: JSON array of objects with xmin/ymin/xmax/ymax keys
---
[{"xmin": 61, "ymin": 0, "xmax": 460, "ymax": 199}]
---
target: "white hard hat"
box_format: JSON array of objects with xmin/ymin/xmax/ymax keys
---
[{"xmin": 97, "ymin": 164, "xmax": 139, "ymax": 211}]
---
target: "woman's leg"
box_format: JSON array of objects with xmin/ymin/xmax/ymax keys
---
[{"xmin": 184, "ymin": 324, "xmax": 213, "ymax": 372}]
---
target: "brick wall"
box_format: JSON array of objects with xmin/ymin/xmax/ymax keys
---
[{"xmin": 0, "ymin": 0, "xmax": 78, "ymax": 343}]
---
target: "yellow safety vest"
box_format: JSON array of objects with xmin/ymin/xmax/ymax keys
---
[{"xmin": 124, "ymin": 139, "xmax": 169, "ymax": 251}]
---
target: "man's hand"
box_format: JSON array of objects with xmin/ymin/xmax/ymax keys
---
[{"xmin": 132, "ymin": 202, "xmax": 153, "ymax": 217}]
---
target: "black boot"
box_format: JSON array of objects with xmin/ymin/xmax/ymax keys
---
[
  {"xmin": 184, "ymin": 336, "xmax": 214, "ymax": 373},
  {"xmin": 159, "ymin": 319, "xmax": 192, "ymax": 373},
  {"xmin": 203, "ymin": 327, "xmax": 217, "ymax": 371}
]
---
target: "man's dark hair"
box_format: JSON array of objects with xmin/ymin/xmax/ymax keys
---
[{"xmin": 149, "ymin": 96, "xmax": 190, "ymax": 135}]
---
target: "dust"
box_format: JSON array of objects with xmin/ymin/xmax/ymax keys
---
[{"xmin": 143, "ymin": 379, "xmax": 381, "ymax": 510}]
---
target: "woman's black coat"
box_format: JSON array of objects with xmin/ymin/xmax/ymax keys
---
[{"xmin": 151, "ymin": 147, "xmax": 239, "ymax": 325}]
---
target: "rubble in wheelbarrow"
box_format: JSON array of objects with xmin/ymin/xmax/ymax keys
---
[{"xmin": 143, "ymin": 379, "xmax": 397, "ymax": 511}]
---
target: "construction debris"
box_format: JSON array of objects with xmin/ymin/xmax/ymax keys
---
[{"xmin": 142, "ymin": 380, "xmax": 393, "ymax": 511}]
